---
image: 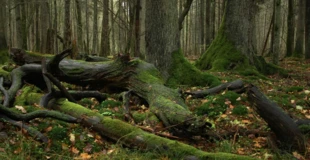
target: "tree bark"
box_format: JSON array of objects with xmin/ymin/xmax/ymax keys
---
[
  {"xmin": 100, "ymin": 0, "xmax": 110, "ymax": 57},
  {"xmin": 145, "ymin": 0, "xmax": 180, "ymax": 80},
  {"xmin": 286, "ymin": 0, "xmax": 295, "ymax": 57},
  {"xmin": 92, "ymin": 0, "xmax": 98, "ymax": 54},
  {"xmin": 63, "ymin": 0, "xmax": 71, "ymax": 50},
  {"xmin": 272, "ymin": 0, "xmax": 281, "ymax": 64},
  {"xmin": 305, "ymin": 0, "xmax": 310, "ymax": 59},
  {"xmin": 294, "ymin": 0, "xmax": 305, "ymax": 58}
]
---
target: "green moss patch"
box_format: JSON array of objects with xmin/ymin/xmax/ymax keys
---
[
  {"xmin": 232, "ymin": 105, "xmax": 248, "ymax": 116},
  {"xmin": 167, "ymin": 50, "xmax": 220, "ymax": 87},
  {"xmin": 0, "ymin": 50, "xmax": 9, "ymax": 64}
]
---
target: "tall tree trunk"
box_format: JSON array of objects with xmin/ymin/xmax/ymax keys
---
[
  {"xmin": 0, "ymin": 0, "xmax": 7, "ymax": 50},
  {"xmin": 63, "ymin": 0, "xmax": 71, "ymax": 50},
  {"xmin": 75, "ymin": 0, "xmax": 83, "ymax": 53},
  {"xmin": 305, "ymin": 0, "xmax": 310, "ymax": 59},
  {"xmin": 139, "ymin": 0, "xmax": 145, "ymax": 59},
  {"xmin": 272, "ymin": 0, "xmax": 281, "ymax": 64},
  {"xmin": 41, "ymin": 1, "xmax": 50, "ymax": 53},
  {"xmin": 92, "ymin": 0, "xmax": 98, "ymax": 54},
  {"xmin": 134, "ymin": 0, "xmax": 141, "ymax": 58},
  {"xmin": 286, "ymin": 0, "xmax": 295, "ymax": 57},
  {"xmin": 145, "ymin": 0, "xmax": 180, "ymax": 80},
  {"xmin": 294, "ymin": 0, "xmax": 305, "ymax": 58},
  {"xmin": 53, "ymin": 0, "xmax": 58, "ymax": 54},
  {"xmin": 14, "ymin": 0, "xmax": 23, "ymax": 48},
  {"xmin": 34, "ymin": 2, "xmax": 40, "ymax": 52},
  {"xmin": 205, "ymin": 0, "xmax": 211, "ymax": 46},
  {"xmin": 196, "ymin": 1, "xmax": 256, "ymax": 70},
  {"xmin": 100, "ymin": 0, "xmax": 110, "ymax": 57}
]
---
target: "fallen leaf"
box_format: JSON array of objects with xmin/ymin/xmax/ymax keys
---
[
  {"xmin": 44, "ymin": 126, "xmax": 53, "ymax": 132},
  {"xmin": 15, "ymin": 105, "xmax": 27, "ymax": 113},
  {"xmin": 69, "ymin": 133, "xmax": 75, "ymax": 144},
  {"xmin": 293, "ymin": 151, "xmax": 305, "ymax": 160},
  {"xmin": 79, "ymin": 153, "xmax": 92, "ymax": 159},
  {"xmin": 71, "ymin": 147, "xmax": 80, "ymax": 154}
]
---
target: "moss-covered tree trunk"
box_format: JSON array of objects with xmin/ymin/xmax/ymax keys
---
[{"xmin": 196, "ymin": 1, "xmax": 255, "ymax": 71}]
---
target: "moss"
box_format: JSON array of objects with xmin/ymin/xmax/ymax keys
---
[
  {"xmin": 136, "ymin": 61, "xmax": 164, "ymax": 84},
  {"xmin": 0, "ymin": 50, "xmax": 9, "ymax": 64},
  {"xmin": 14, "ymin": 85, "xmax": 41, "ymax": 106},
  {"xmin": 47, "ymin": 126, "xmax": 68, "ymax": 140},
  {"xmin": 195, "ymin": 19, "xmax": 286, "ymax": 76},
  {"xmin": 232, "ymin": 105, "xmax": 248, "ymax": 115},
  {"xmin": 132, "ymin": 111, "xmax": 147, "ymax": 123},
  {"xmin": 298, "ymin": 124, "xmax": 310, "ymax": 133},
  {"xmin": 100, "ymin": 100, "xmax": 122, "ymax": 108},
  {"xmin": 167, "ymin": 50, "xmax": 220, "ymax": 87},
  {"xmin": 285, "ymin": 86, "xmax": 303, "ymax": 93},
  {"xmin": 0, "ymin": 66, "xmax": 10, "ymax": 80}
]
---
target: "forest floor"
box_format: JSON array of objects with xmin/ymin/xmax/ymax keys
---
[{"xmin": 0, "ymin": 58, "xmax": 309, "ymax": 160}]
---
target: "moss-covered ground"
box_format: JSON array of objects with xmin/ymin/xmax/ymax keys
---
[{"xmin": 0, "ymin": 58, "xmax": 309, "ymax": 159}]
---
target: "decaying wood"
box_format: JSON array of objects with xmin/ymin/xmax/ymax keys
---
[
  {"xmin": 247, "ymin": 85, "xmax": 306, "ymax": 152},
  {"xmin": 185, "ymin": 79, "xmax": 245, "ymax": 98}
]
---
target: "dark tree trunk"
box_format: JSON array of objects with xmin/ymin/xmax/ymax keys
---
[{"xmin": 305, "ymin": 0, "xmax": 310, "ymax": 59}]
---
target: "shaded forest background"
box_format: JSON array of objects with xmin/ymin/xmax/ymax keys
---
[{"xmin": 1, "ymin": 0, "xmax": 309, "ymax": 61}]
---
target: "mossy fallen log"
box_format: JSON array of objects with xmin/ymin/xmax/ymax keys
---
[
  {"xmin": 7, "ymin": 49, "xmax": 213, "ymax": 135},
  {"xmin": 19, "ymin": 90, "xmax": 256, "ymax": 160}
]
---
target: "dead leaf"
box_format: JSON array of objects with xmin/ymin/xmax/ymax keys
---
[
  {"xmin": 15, "ymin": 105, "xmax": 27, "ymax": 113},
  {"xmin": 62, "ymin": 143, "xmax": 69, "ymax": 150},
  {"xmin": 79, "ymin": 153, "xmax": 92, "ymax": 159},
  {"xmin": 69, "ymin": 133, "xmax": 75, "ymax": 144},
  {"xmin": 83, "ymin": 143, "xmax": 93, "ymax": 153},
  {"xmin": 293, "ymin": 151, "xmax": 305, "ymax": 160},
  {"xmin": 45, "ymin": 126, "xmax": 53, "ymax": 132},
  {"xmin": 71, "ymin": 147, "xmax": 80, "ymax": 154},
  {"xmin": 14, "ymin": 147, "xmax": 22, "ymax": 154}
]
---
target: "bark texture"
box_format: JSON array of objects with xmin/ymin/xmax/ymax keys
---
[{"xmin": 145, "ymin": 0, "xmax": 180, "ymax": 80}]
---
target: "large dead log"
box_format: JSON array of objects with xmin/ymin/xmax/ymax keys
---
[
  {"xmin": 8, "ymin": 49, "xmax": 210, "ymax": 136},
  {"xmin": 247, "ymin": 85, "xmax": 306, "ymax": 152}
]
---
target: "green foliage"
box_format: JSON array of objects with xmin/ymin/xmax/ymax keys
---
[
  {"xmin": 0, "ymin": 50, "xmax": 9, "ymax": 64},
  {"xmin": 100, "ymin": 100, "xmax": 121, "ymax": 108},
  {"xmin": 232, "ymin": 105, "xmax": 248, "ymax": 115},
  {"xmin": 167, "ymin": 50, "xmax": 220, "ymax": 87},
  {"xmin": 298, "ymin": 124, "xmax": 310, "ymax": 133},
  {"xmin": 14, "ymin": 85, "xmax": 41, "ymax": 106},
  {"xmin": 47, "ymin": 126, "xmax": 69, "ymax": 140},
  {"xmin": 196, "ymin": 91, "xmax": 241, "ymax": 118},
  {"xmin": 285, "ymin": 86, "xmax": 303, "ymax": 93}
]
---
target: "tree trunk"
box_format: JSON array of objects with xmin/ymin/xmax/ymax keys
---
[
  {"xmin": 272, "ymin": 0, "xmax": 281, "ymax": 64},
  {"xmin": 75, "ymin": 0, "xmax": 83, "ymax": 53},
  {"xmin": 100, "ymin": 0, "xmax": 110, "ymax": 57},
  {"xmin": 305, "ymin": 0, "xmax": 310, "ymax": 59},
  {"xmin": 92, "ymin": 0, "xmax": 98, "ymax": 54},
  {"xmin": 294, "ymin": 0, "xmax": 305, "ymax": 58},
  {"xmin": 145, "ymin": 0, "xmax": 180, "ymax": 80},
  {"xmin": 0, "ymin": 0, "xmax": 7, "ymax": 50},
  {"xmin": 40, "ymin": 1, "xmax": 50, "ymax": 53},
  {"xmin": 196, "ymin": 1, "xmax": 255, "ymax": 70},
  {"xmin": 14, "ymin": 0, "xmax": 23, "ymax": 48},
  {"xmin": 286, "ymin": 0, "xmax": 294, "ymax": 57},
  {"xmin": 63, "ymin": 0, "xmax": 71, "ymax": 50}
]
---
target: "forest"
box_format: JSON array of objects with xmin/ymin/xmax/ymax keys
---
[{"xmin": 0, "ymin": 0, "xmax": 310, "ymax": 159}]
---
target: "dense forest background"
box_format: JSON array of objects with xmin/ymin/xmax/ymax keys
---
[
  {"xmin": 1, "ymin": 0, "xmax": 309, "ymax": 61},
  {"xmin": 0, "ymin": 0, "xmax": 310, "ymax": 159}
]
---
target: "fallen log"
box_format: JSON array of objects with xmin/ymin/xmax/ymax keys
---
[
  {"xmin": 8, "ymin": 49, "xmax": 211, "ymax": 136},
  {"xmin": 247, "ymin": 85, "xmax": 306, "ymax": 152},
  {"xmin": 186, "ymin": 79, "xmax": 244, "ymax": 98}
]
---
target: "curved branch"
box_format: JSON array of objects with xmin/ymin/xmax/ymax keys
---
[
  {"xmin": 0, "ymin": 104, "xmax": 78, "ymax": 123},
  {"xmin": 0, "ymin": 114, "xmax": 48, "ymax": 142}
]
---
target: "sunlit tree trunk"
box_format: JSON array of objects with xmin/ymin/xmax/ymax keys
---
[
  {"xmin": 145, "ymin": 0, "xmax": 180, "ymax": 79},
  {"xmin": 294, "ymin": 0, "xmax": 305, "ymax": 58}
]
